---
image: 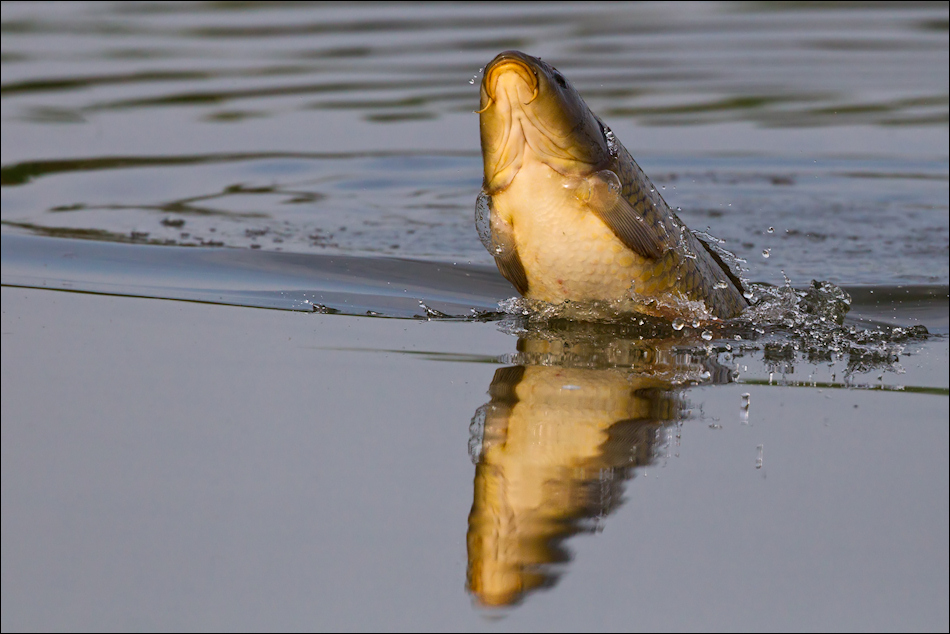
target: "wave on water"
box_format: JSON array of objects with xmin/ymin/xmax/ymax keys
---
[{"xmin": 2, "ymin": 232, "xmax": 944, "ymax": 388}]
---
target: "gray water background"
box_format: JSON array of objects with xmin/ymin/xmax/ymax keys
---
[
  {"xmin": 2, "ymin": 2, "xmax": 948, "ymax": 631},
  {"xmin": 2, "ymin": 1, "xmax": 948, "ymax": 287}
]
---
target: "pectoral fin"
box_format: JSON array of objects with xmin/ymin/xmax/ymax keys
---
[
  {"xmin": 495, "ymin": 244, "xmax": 529, "ymax": 296},
  {"xmin": 488, "ymin": 204, "xmax": 530, "ymax": 296},
  {"xmin": 582, "ymin": 170, "xmax": 665, "ymax": 261}
]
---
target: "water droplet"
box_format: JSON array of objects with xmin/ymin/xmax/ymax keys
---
[
  {"xmin": 701, "ymin": 330, "xmax": 713, "ymax": 341},
  {"xmin": 743, "ymin": 289, "xmax": 755, "ymax": 300},
  {"xmin": 755, "ymin": 444, "xmax": 764, "ymax": 469},
  {"xmin": 672, "ymin": 318, "xmax": 685, "ymax": 331},
  {"xmin": 604, "ymin": 127, "xmax": 619, "ymax": 157},
  {"xmin": 474, "ymin": 192, "xmax": 495, "ymax": 253},
  {"xmin": 761, "ymin": 249, "xmax": 771, "ymax": 259},
  {"xmin": 468, "ymin": 78, "xmax": 475, "ymax": 84},
  {"xmin": 714, "ymin": 280, "xmax": 728, "ymax": 289},
  {"xmin": 740, "ymin": 392, "xmax": 750, "ymax": 424},
  {"xmin": 767, "ymin": 227, "xmax": 774, "ymax": 234},
  {"xmin": 598, "ymin": 169, "xmax": 622, "ymax": 194}
]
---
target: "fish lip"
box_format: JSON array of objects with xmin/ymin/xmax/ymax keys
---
[
  {"xmin": 482, "ymin": 50, "xmax": 539, "ymax": 102},
  {"xmin": 475, "ymin": 51, "xmax": 610, "ymax": 195}
]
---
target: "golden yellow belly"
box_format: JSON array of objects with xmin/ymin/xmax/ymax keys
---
[{"xmin": 493, "ymin": 160, "xmax": 649, "ymax": 304}]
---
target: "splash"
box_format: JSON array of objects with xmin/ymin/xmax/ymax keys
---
[
  {"xmin": 740, "ymin": 278, "xmax": 929, "ymax": 375},
  {"xmin": 496, "ymin": 276, "xmax": 931, "ymax": 383}
]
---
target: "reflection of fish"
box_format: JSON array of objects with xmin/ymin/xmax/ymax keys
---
[
  {"xmin": 477, "ymin": 51, "xmax": 748, "ymax": 320},
  {"xmin": 466, "ymin": 333, "xmax": 733, "ymax": 607}
]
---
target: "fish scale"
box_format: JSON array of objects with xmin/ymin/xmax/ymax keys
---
[{"xmin": 612, "ymin": 139, "xmax": 748, "ymax": 318}]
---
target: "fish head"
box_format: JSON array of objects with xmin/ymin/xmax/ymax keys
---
[{"xmin": 479, "ymin": 50, "xmax": 610, "ymax": 193}]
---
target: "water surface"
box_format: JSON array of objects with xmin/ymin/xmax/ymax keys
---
[
  {"xmin": 2, "ymin": 2, "xmax": 948, "ymax": 630},
  {"xmin": 3, "ymin": 1, "xmax": 947, "ymax": 286}
]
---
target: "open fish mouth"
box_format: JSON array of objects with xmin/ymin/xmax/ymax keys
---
[
  {"xmin": 481, "ymin": 51, "xmax": 539, "ymax": 108},
  {"xmin": 478, "ymin": 51, "xmax": 609, "ymax": 192}
]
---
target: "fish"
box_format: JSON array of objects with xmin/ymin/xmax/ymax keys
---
[{"xmin": 476, "ymin": 50, "xmax": 748, "ymax": 320}]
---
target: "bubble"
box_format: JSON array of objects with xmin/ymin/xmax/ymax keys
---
[
  {"xmin": 701, "ymin": 330, "xmax": 713, "ymax": 341},
  {"xmin": 714, "ymin": 280, "xmax": 728, "ymax": 289},
  {"xmin": 672, "ymin": 318, "xmax": 685, "ymax": 331},
  {"xmin": 740, "ymin": 392, "xmax": 750, "ymax": 424},
  {"xmin": 762, "ymin": 249, "xmax": 771, "ymax": 259},
  {"xmin": 767, "ymin": 227, "xmax": 774, "ymax": 234}
]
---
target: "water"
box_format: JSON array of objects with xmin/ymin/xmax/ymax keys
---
[
  {"xmin": 2, "ymin": 2, "xmax": 948, "ymax": 286},
  {"xmin": 2, "ymin": 2, "xmax": 948, "ymax": 630}
]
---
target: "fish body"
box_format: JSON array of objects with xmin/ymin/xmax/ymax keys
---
[{"xmin": 477, "ymin": 51, "xmax": 747, "ymax": 320}]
